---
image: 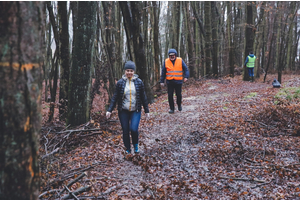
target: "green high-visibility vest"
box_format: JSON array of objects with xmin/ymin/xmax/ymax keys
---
[{"xmin": 246, "ymin": 56, "xmax": 256, "ymax": 68}]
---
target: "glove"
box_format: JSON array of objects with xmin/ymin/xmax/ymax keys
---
[
  {"xmin": 146, "ymin": 113, "xmax": 150, "ymax": 119},
  {"xmin": 106, "ymin": 111, "xmax": 111, "ymax": 119},
  {"xmin": 160, "ymin": 83, "xmax": 164, "ymax": 87}
]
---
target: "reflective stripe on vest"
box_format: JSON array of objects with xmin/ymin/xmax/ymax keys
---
[
  {"xmin": 246, "ymin": 56, "xmax": 256, "ymax": 68},
  {"xmin": 165, "ymin": 57, "xmax": 183, "ymax": 80}
]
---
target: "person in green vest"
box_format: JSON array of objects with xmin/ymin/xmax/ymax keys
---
[{"xmin": 244, "ymin": 51, "xmax": 256, "ymax": 82}]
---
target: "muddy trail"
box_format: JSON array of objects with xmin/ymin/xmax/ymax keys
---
[{"xmin": 40, "ymin": 75, "xmax": 300, "ymax": 199}]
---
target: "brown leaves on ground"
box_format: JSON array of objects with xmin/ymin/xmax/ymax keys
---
[{"xmin": 39, "ymin": 75, "xmax": 300, "ymax": 199}]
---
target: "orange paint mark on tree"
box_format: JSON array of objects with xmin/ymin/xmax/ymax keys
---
[
  {"xmin": 24, "ymin": 116, "xmax": 30, "ymax": 132},
  {"xmin": 0, "ymin": 62, "xmax": 40, "ymax": 70},
  {"xmin": 28, "ymin": 156, "xmax": 34, "ymax": 178}
]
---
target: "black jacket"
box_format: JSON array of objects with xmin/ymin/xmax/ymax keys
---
[{"xmin": 107, "ymin": 75, "xmax": 149, "ymax": 113}]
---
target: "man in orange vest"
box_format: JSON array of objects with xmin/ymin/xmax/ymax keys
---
[{"xmin": 160, "ymin": 49, "xmax": 189, "ymax": 114}]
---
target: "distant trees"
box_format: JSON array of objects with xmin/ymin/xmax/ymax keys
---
[
  {"xmin": 41, "ymin": 1, "xmax": 300, "ymax": 123},
  {"xmin": 0, "ymin": 2, "xmax": 44, "ymax": 199}
]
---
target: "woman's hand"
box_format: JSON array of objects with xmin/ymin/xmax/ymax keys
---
[{"xmin": 106, "ymin": 112, "xmax": 111, "ymax": 119}]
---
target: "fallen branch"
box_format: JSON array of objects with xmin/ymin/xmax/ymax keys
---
[
  {"xmin": 41, "ymin": 147, "xmax": 60, "ymax": 159},
  {"xmin": 58, "ymin": 128, "xmax": 101, "ymax": 134},
  {"xmin": 39, "ymin": 189, "xmax": 60, "ymax": 199},
  {"xmin": 218, "ymin": 176, "xmax": 267, "ymax": 183},
  {"xmin": 58, "ymin": 172, "xmax": 87, "ymax": 196},
  {"xmin": 60, "ymin": 186, "xmax": 91, "ymax": 199},
  {"xmin": 79, "ymin": 131, "xmax": 103, "ymax": 137},
  {"xmin": 245, "ymin": 120, "xmax": 275, "ymax": 128},
  {"xmin": 102, "ymin": 184, "xmax": 123, "ymax": 195}
]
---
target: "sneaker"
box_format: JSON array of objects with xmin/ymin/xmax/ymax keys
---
[
  {"xmin": 124, "ymin": 150, "xmax": 131, "ymax": 159},
  {"xmin": 169, "ymin": 109, "xmax": 174, "ymax": 114},
  {"xmin": 133, "ymin": 144, "xmax": 139, "ymax": 153},
  {"xmin": 178, "ymin": 106, "xmax": 182, "ymax": 111},
  {"xmin": 125, "ymin": 149, "xmax": 131, "ymax": 154}
]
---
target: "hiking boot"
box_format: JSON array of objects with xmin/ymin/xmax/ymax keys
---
[
  {"xmin": 169, "ymin": 109, "xmax": 174, "ymax": 114},
  {"xmin": 133, "ymin": 144, "xmax": 139, "ymax": 153},
  {"xmin": 178, "ymin": 106, "xmax": 182, "ymax": 111}
]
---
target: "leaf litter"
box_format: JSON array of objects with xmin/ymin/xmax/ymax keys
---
[{"xmin": 39, "ymin": 75, "xmax": 300, "ymax": 199}]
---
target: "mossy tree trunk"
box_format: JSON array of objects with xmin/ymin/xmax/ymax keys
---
[{"xmin": 0, "ymin": 2, "xmax": 44, "ymax": 199}]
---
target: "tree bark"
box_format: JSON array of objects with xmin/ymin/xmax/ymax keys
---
[
  {"xmin": 67, "ymin": 2, "xmax": 97, "ymax": 126},
  {"xmin": 243, "ymin": 1, "xmax": 255, "ymax": 81},
  {"xmin": 120, "ymin": 1, "xmax": 154, "ymax": 103},
  {"xmin": 211, "ymin": 2, "xmax": 219, "ymax": 77},
  {"xmin": 58, "ymin": 1, "xmax": 70, "ymax": 120},
  {"xmin": 185, "ymin": 2, "xmax": 196, "ymax": 78},
  {"xmin": 152, "ymin": 1, "xmax": 160, "ymax": 84},
  {"xmin": 227, "ymin": 2, "xmax": 235, "ymax": 77},
  {"xmin": 204, "ymin": 1, "xmax": 212, "ymax": 75},
  {"xmin": 0, "ymin": 2, "xmax": 44, "ymax": 199}
]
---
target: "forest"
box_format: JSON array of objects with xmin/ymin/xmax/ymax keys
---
[{"xmin": 1, "ymin": 1, "xmax": 300, "ymax": 199}]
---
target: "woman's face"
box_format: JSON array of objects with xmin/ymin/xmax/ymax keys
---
[{"xmin": 125, "ymin": 69, "xmax": 134, "ymax": 79}]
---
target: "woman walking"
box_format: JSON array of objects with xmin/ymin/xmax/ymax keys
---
[{"xmin": 106, "ymin": 61, "xmax": 150, "ymax": 154}]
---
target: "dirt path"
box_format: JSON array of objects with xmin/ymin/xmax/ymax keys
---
[{"xmin": 40, "ymin": 75, "xmax": 300, "ymax": 199}]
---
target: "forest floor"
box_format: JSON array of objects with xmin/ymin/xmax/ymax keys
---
[{"xmin": 39, "ymin": 74, "xmax": 300, "ymax": 200}]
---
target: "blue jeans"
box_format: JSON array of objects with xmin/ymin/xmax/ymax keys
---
[
  {"xmin": 247, "ymin": 67, "xmax": 254, "ymax": 77},
  {"xmin": 118, "ymin": 110, "xmax": 141, "ymax": 152}
]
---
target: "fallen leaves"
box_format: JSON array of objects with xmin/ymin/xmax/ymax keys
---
[{"xmin": 39, "ymin": 75, "xmax": 300, "ymax": 199}]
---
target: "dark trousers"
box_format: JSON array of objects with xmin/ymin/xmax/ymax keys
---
[
  {"xmin": 167, "ymin": 82, "xmax": 182, "ymax": 110},
  {"xmin": 118, "ymin": 110, "xmax": 141, "ymax": 152}
]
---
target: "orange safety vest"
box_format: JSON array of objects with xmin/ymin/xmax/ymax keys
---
[{"xmin": 165, "ymin": 57, "xmax": 183, "ymax": 80}]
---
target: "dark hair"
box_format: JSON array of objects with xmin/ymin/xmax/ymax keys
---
[{"xmin": 249, "ymin": 51, "xmax": 253, "ymax": 54}]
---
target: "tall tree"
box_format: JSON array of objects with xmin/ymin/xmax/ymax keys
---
[
  {"xmin": 151, "ymin": 1, "xmax": 160, "ymax": 84},
  {"xmin": 227, "ymin": 1, "xmax": 235, "ymax": 77},
  {"xmin": 67, "ymin": 2, "xmax": 97, "ymax": 126},
  {"xmin": 171, "ymin": 2, "xmax": 180, "ymax": 49},
  {"xmin": 58, "ymin": 1, "xmax": 70, "ymax": 120},
  {"xmin": 211, "ymin": 2, "xmax": 219, "ymax": 76},
  {"xmin": 0, "ymin": 2, "xmax": 44, "ymax": 199},
  {"xmin": 204, "ymin": 1, "xmax": 212, "ymax": 75},
  {"xmin": 184, "ymin": 2, "xmax": 196, "ymax": 78},
  {"xmin": 120, "ymin": 1, "xmax": 154, "ymax": 103},
  {"xmin": 101, "ymin": 2, "xmax": 117, "ymax": 100},
  {"xmin": 46, "ymin": 1, "xmax": 59, "ymax": 122},
  {"xmin": 243, "ymin": 1, "xmax": 255, "ymax": 81}
]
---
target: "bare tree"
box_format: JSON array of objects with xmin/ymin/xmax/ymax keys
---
[{"xmin": 120, "ymin": 1, "xmax": 154, "ymax": 103}]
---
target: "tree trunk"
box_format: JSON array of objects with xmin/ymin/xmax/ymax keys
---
[
  {"xmin": 46, "ymin": 2, "xmax": 59, "ymax": 122},
  {"xmin": 243, "ymin": 1, "xmax": 255, "ymax": 81},
  {"xmin": 58, "ymin": 1, "xmax": 70, "ymax": 120},
  {"xmin": 102, "ymin": 2, "xmax": 117, "ymax": 100},
  {"xmin": 211, "ymin": 2, "xmax": 219, "ymax": 77},
  {"xmin": 152, "ymin": 1, "xmax": 160, "ymax": 84},
  {"xmin": 171, "ymin": 2, "xmax": 180, "ymax": 49},
  {"xmin": 185, "ymin": 2, "xmax": 196, "ymax": 78},
  {"xmin": 120, "ymin": 1, "xmax": 154, "ymax": 104},
  {"xmin": 227, "ymin": 2, "xmax": 235, "ymax": 77},
  {"xmin": 67, "ymin": 2, "xmax": 96, "ymax": 126},
  {"xmin": 204, "ymin": 1, "xmax": 212, "ymax": 75},
  {"xmin": 0, "ymin": 2, "xmax": 43, "ymax": 199}
]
